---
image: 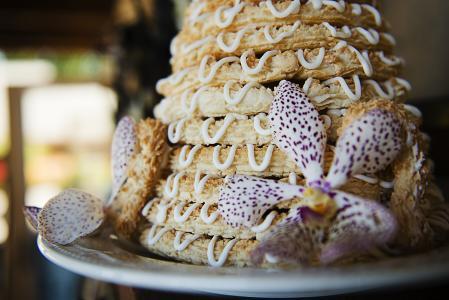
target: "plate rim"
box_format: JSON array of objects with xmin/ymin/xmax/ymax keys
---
[{"xmin": 37, "ymin": 235, "xmax": 449, "ymax": 296}]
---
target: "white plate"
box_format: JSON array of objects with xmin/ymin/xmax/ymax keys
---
[{"xmin": 38, "ymin": 234, "xmax": 449, "ymax": 298}]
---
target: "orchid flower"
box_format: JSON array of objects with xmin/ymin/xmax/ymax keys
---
[
  {"xmin": 218, "ymin": 80, "xmax": 402, "ymax": 265},
  {"xmin": 108, "ymin": 116, "xmax": 137, "ymax": 204}
]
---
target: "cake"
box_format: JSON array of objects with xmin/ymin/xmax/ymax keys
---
[{"xmin": 29, "ymin": 0, "xmax": 449, "ymax": 268}]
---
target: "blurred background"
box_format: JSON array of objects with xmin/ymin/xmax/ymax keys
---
[{"xmin": 0, "ymin": 0, "xmax": 448, "ymax": 299}]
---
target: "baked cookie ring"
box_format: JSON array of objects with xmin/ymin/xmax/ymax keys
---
[
  {"xmin": 157, "ymin": 48, "xmax": 402, "ymax": 97},
  {"xmin": 172, "ymin": 22, "xmax": 394, "ymax": 71},
  {"xmin": 154, "ymin": 77, "xmax": 410, "ymax": 124},
  {"xmin": 141, "ymin": 198, "xmax": 287, "ymax": 240},
  {"xmin": 140, "ymin": 226, "xmax": 257, "ymax": 267},
  {"xmin": 182, "ymin": 0, "xmax": 385, "ymax": 42},
  {"xmin": 166, "ymin": 112, "xmax": 340, "ymax": 145},
  {"xmin": 170, "ymin": 144, "xmax": 335, "ymax": 177}
]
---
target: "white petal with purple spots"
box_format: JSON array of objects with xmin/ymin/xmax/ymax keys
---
[
  {"xmin": 218, "ymin": 175, "xmax": 304, "ymax": 228},
  {"xmin": 269, "ymin": 80, "xmax": 327, "ymax": 184},
  {"xmin": 326, "ymin": 109, "xmax": 402, "ymax": 188}
]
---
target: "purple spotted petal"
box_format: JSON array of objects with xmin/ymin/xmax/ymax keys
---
[
  {"xmin": 218, "ymin": 175, "xmax": 304, "ymax": 228},
  {"xmin": 251, "ymin": 206, "xmax": 326, "ymax": 265},
  {"xmin": 38, "ymin": 189, "xmax": 105, "ymax": 245},
  {"xmin": 110, "ymin": 116, "xmax": 136, "ymax": 204},
  {"xmin": 320, "ymin": 190, "xmax": 398, "ymax": 264},
  {"xmin": 326, "ymin": 109, "xmax": 402, "ymax": 188},
  {"xmin": 23, "ymin": 206, "xmax": 41, "ymax": 231},
  {"xmin": 269, "ymin": 80, "xmax": 327, "ymax": 184}
]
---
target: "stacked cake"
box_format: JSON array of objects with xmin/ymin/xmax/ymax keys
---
[{"xmin": 137, "ymin": 0, "xmax": 448, "ymax": 267}]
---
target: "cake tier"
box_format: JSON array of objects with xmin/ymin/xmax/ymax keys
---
[
  {"xmin": 180, "ymin": 0, "xmax": 386, "ymax": 43},
  {"xmin": 140, "ymin": 226, "xmax": 257, "ymax": 267},
  {"xmin": 157, "ymin": 47, "xmax": 402, "ymax": 97},
  {"xmin": 155, "ymin": 77, "xmax": 409, "ymax": 124},
  {"xmin": 171, "ymin": 21, "xmax": 394, "ymax": 71}
]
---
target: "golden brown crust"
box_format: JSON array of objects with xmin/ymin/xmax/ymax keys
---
[
  {"xmin": 154, "ymin": 78, "xmax": 408, "ymax": 124},
  {"xmin": 140, "ymin": 226, "xmax": 258, "ymax": 267},
  {"xmin": 157, "ymin": 48, "xmax": 401, "ymax": 97},
  {"xmin": 107, "ymin": 118, "xmax": 169, "ymax": 238},
  {"xmin": 172, "ymin": 22, "xmax": 394, "ymax": 71},
  {"xmin": 181, "ymin": 0, "xmax": 386, "ymax": 43}
]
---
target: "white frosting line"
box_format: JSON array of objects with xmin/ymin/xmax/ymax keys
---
[
  {"xmin": 156, "ymin": 200, "xmax": 174, "ymax": 224},
  {"xmin": 164, "ymin": 172, "xmax": 185, "ymax": 198},
  {"xmin": 288, "ymin": 172, "xmax": 297, "ymax": 185},
  {"xmin": 355, "ymin": 27, "xmax": 380, "ymax": 45},
  {"xmin": 240, "ymin": 50, "xmax": 280, "ymax": 75},
  {"xmin": 199, "ymin": 55, "xmax": 239, "ymax": 83},
  {"xmin": 207, "ymin": 235, "xmax": 238, "ymax": 267},
  {"xmin": 395, "ymin": 77, "xmax": 412, "ymax": 92},
  {"xmin": 146, "ymin": 225, "xmax": 170, "ymax": 245},
  {"xmin": 302, "ymin": 77, "xmax": 314, "ymax": 93},
  {"xmin": 247, "ymin": 144, "xmax": 275, "ymax": 172},
  {"xmin": 189, "ymin": 2, "xmax": 207, "ymax": 25},
  {"xmin": 217, "ymin": 28, "xmax": 248, "ymax": 52},
  {"xmin": 266, "ymin": 0, "xmax": 301, "ymax": 18},
  {"xmin": 194, "ymin": 170, "xmax": 213, "ymax": 195},
  {"xmin": 181, "ymin": 86, "xmax": 209, "ymax": 115},
  {"xmin": 264, "ymin": 20, "xmax": 301, "ymax": 43},
  {"xmin": 214, "ymin": 1, "xmax": 245, "ymax": 28},
  {"xmin": 297, "ymin": 47, "xmax": 325, "ymax": 70},
  {"xmin": 253, "ymin": 113, "xmax": 271, "ymax": 136},
  {"xmin": 174, "ymin": 202, "xmax": 201, "ymax": 223},
  {"xmin": 156, "ymin": 67, "xmax": 193, "ymax": 93},
  {"xmin": 322, "ymin": 22, "xmax": 352, "ymax": 38},
  {"xmin": 323, "ymin": 75, "xmax": 361, "ymax": 101},
  {"xmin": 224, "ymin": 81, "xmax": 260, "ymax": 105},
  {"xmin": 377, "ymin": 51, "xmax": 402, "ymax": 66},
  {"xmin": 200, "ymin": 202, "xmax": 219, "ymax": 224},
  {"xmin": 213, "ymin": 145, "xmax": 238, "ymax": 171},
  {"xmin": 182, "ymin": 36, "xmax": 213, "ymax": 54},
  {"xmin": 179, "ymin": 145, "xmax": 202, "ymax": 168},
  {"xmin": 322, "ymin": 0, "xmax": 345, "ymax": 13},
  {"xmin": 362, "ymin": 4, "xmax": 382, "ymax": 26},
  {"xmin": 168, "ymin": 119, "xmax": 187, "ymax": 143},
  {"xmin": 379, "ymin": 180, "xmax": 394, "ymax": 189},
  {"xmin": 382, "ymin": 33, "xmax": 397, "ymax": 46},
  {"xmin": 354, "ymin": 174, "xmax": 378, "ymax": 184},
  {"xmin": 364, "ymin": 79, "xmax": 395, "ymax": 100},
  {"xmin": 312, "ymin": 94, "xmax": 333, "ymax": 103},
  {"xmin": 348, "ymin": 46, "xmax": 373, "ymax": 77},
  {"xmin": 170, "ymin": 36, "xmax": 179, "ymax": 56},
  {"xmin": 251, "ymin": 211, "xmax": 278, "ymax": 233},
  {"xmin": 404, "ymin": 104, "xmax": 422, "ymax": 118},
  {"xmin": 201, "ymin": 114, "xmax": 247, "ymax": 144},
  {"xmin": 173, "ymin": 232, "xmax": 201, "ymax": 251},
  {"xmin": 327, "ymin": 108, "xmax": 347, "ymax": 117},
  {"xmin": 141, "ymin": 201, "xmax": 154, "ymax": 216},
  {"xmin": 351, "ymin": 3, "xmax": 362, "ymax": 15}
]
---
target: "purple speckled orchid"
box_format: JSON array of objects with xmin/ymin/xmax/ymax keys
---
[
  {"xmin": 218, "ymin": 80, "xmax": 402, "ymax": 265},
  {"xmin": 108, "ymin": 116, "xmax": 137, "ymax": 204}
]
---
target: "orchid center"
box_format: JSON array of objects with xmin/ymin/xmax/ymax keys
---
[{"xmin": 302, "ymin": 187, "xmax": 336, "ymax": 216}]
